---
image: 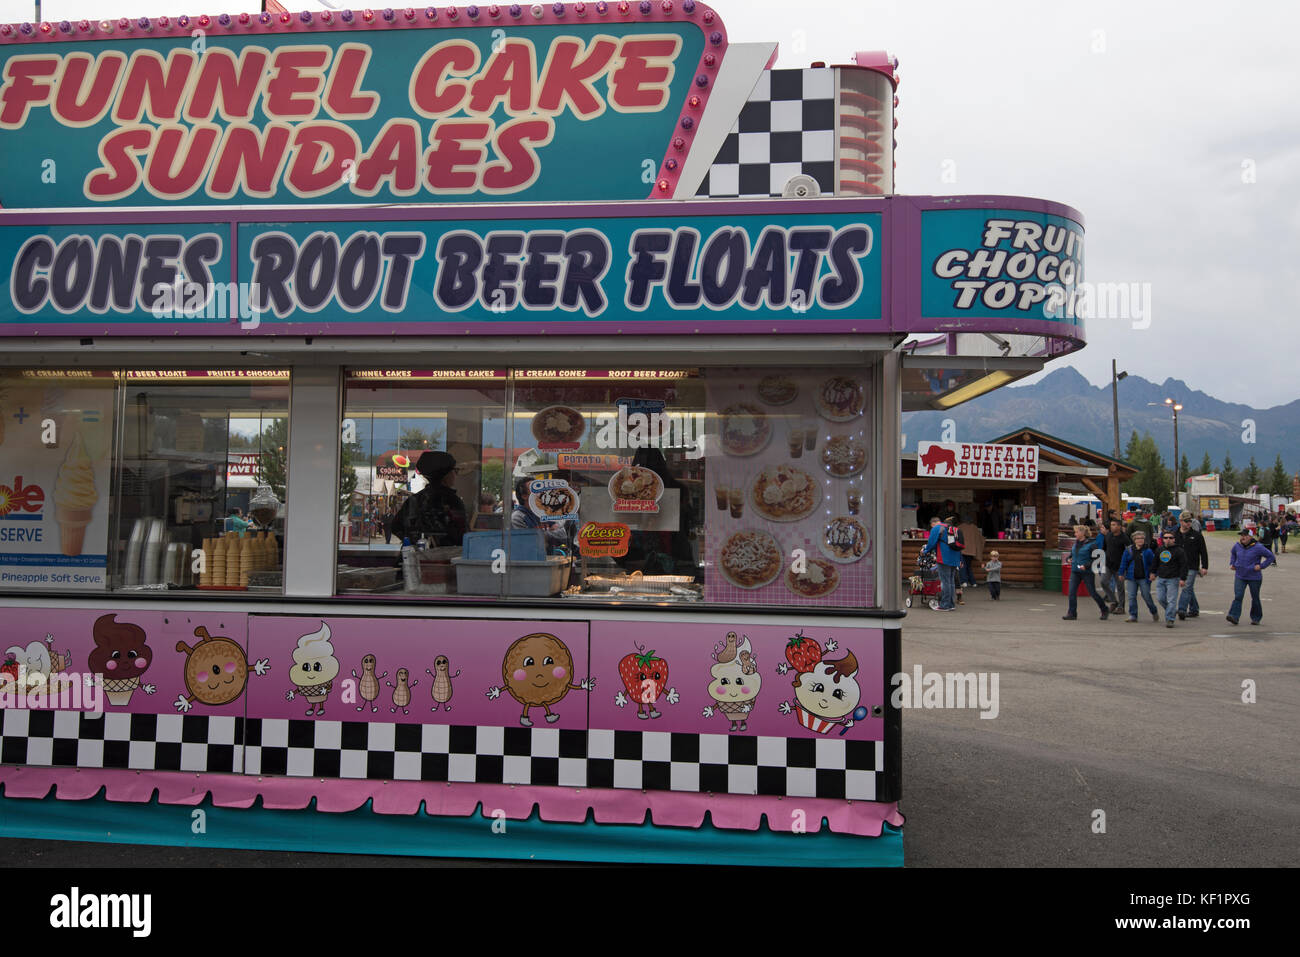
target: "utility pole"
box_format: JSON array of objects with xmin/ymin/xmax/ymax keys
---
[{"xmin": 1111, "ymin": 360, "xmax": 1127, "ymax": 458}]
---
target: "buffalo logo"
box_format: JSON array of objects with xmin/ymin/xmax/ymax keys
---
[{"xmin": 919, "ymin": 445, "xmax": 958, "ymax": 476}]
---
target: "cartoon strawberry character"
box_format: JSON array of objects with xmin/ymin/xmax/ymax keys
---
[
  {"xmin": 1, "ymin": 653, "xmax": 19, "ymax": 687},
  {"xmin": 784, "ymin": 630, "xmax": 823, "ymax": 674},
  {"xmin": 616, "ymin": 644, "xmax": 670, "ymax": 720}
]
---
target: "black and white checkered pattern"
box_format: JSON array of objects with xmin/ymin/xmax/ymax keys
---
[
  {"xmin": 2, "ymin": 710, "xmax": 884, "ymax": 799},
  {"xmin": 0, "ymin": 709, "xmax": 243, "ymax": 773},
  {"xmin": 244, "ymin": 720, "xmax": 884, "ymax": 800},
  {"xmin": 696, "ymin": 69, "xmax": 837, "ymax": 199}
]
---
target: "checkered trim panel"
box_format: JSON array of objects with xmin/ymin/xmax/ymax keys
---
[
  {"xmin": 696, "ymin": 68, "xmax": 837, "ymax": 199},
  {"xmin": 0, "ymin": 709, "xmax": 243, "ymax": 773},
  {"xmin": 243, "ymin": 720, "xmax": 883, "ymax": 800}
]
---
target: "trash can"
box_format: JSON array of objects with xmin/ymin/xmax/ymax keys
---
[
  {"xmin": 1042, "ymin": 552, "xmax": 1063, "ymax": 592},
  {"xmin": 1059, "ymin": 554, "xmax": 1086, "ymax": 596}
]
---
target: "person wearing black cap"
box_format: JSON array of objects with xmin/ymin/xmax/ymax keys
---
[
  {"xmin": 387, "ymin": 450, "xmax": 468, "ymax": 547},
  {"xmin": 1174, "ymin": 512, "xmax": 1208, "ymax": 619}
]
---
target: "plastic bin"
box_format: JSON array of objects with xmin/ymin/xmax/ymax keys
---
[
  {"xmin": 1060, "ymin": 556, "xmax": 1089, "ymax": 596},
  {"xmin": 1041, "ymin": 552, "xmax": 1063, "ymax": 592},
  {"xmin": 451, "ymin": 556, "xmax": 571, "ymax": 596},
  {"xmin": 461, "ymin": 529, "xmax": 546, "ymax": 562}
]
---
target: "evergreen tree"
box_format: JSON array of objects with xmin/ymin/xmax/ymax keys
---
[
  {"xmin": 1221, "ymin": 453, "xmax": 1237, "ymax": 493},
  {"xmin": 1197, "ymin": 452, "xmax": 1213, "ymax": 477},
  {"xmin": 1243, "ymin": 456, "xmax": 1261, "ymax": 491},
  {"xmin": 1268, "ymin": 455, "xmax": 1291, "ymax": 497},
  {"xmin": 1179, "ymin": 453, "xmax": 1191, "ymax": 486},
  {"xmin": 1121, "ymin": 432, "xmax": 1172, "ymax": 512}
]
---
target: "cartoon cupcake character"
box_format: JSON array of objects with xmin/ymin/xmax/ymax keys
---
[{"xmin": 780, "ymin": 650, "xmax": 863, "ymax": 734}]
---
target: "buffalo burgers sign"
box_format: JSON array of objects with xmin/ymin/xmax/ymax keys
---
[{"xmin": 916, "ymin": 442, "xmax": 1038, "ymax": 482}]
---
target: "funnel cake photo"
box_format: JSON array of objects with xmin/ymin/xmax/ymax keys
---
[
  {"xmin": 718, "ymin": 403, "xmax": 771, "ymax": 456},
  {"xmin": 609, "ymin": 466, "xmax": 663, "ymax": 503},
  {"xmin": 821, "ymin": 436, "xmax": 867, "ymax": 477},
  {"xmin": 531, "ymin": 405, "xmax": 586, "ymax": 445},
  {"xmin": 820, "ymin": 516, "xmax": 870, "ymax": 563},
  {"xmin": 751, "ymin": 464, "xmax": 821, "ymax": 521},
  {"xmin": 815, "ymin": 376, "xmax": 865, "ymax": 422},
  {"xmin": 719, "ymin": 530, "xmax": 782, "ymax": 589},
  {"xmin": 786, "ymin": 557, "xmax": 841, "ymax": 598}
]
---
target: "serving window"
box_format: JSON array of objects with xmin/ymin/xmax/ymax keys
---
[
  {"xmin": 336, "ymin": 366, "xmax": 875, "ymax": 610},
  {"xmin": 0, "ymin": 369, "xmax": 290, "ymax": 596}
]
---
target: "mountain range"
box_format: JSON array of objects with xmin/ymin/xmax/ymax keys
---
[{"xmin": 902, "ymin": 367, "xmax": 1299, "ymax": 475}]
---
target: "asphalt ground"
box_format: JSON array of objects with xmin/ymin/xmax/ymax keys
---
[
  {"xmin": 901, "ymin": 530, "xmax": 1300, "ymax": 866},
  {"xmin": 1, "ymin": 532, "xmax": 1294, "ymax": 868}
]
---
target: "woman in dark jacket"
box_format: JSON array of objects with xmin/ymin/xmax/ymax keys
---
[{"xmin": 387, "ymin": 451, "xmax": 468, "ymax": 546}]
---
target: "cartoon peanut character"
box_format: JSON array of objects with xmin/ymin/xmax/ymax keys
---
[
  {"xmin": 352, "ymin": 654, "xmax": 387, "ymax": 713},
  {"xmin": 387, "ymin": 667, "xmax": 418, "ymax": 715},
  {"xmin": 426, "ymin": 655, "xmax": 461, "ymax": 712}
]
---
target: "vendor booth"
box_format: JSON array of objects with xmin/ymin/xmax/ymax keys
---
[{"xmin": 0, "ymin": 4, "xmax": 1085, "ymax": 865}]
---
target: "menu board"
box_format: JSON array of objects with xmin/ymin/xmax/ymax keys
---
[
  {"xmin": 704, "ymin": 369, "xmax": 874, "ymax": 608},
  {"xmin": 0, "ymin": 376, "xmax": 115, "ymax": 590}
]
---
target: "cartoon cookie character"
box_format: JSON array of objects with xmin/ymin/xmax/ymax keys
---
[
  {"xmin": 174, "ymin": 626, "xmax": 269, "ymax": 713},
  {"xmin": 778, "ymin": 642, "xmax": 866, "ymax": 735},
  {"xmin": 387, "ymin": 668, "xmax": 418, "ymax": 715},
  {"xmin": 426, "ymin": 655, "xmax": 461, "ymax": 712},
  {"xmin": 485, "ymin": 633, "xmax": 594, "ymax": 727},
  {"xmin": 285, "ymin": 621, "xmax": 339, "ymax": 716},
  {"xmin": 702, "ymin": 631, "xmax": 760, "ymax": 732},
  {"xmin": 352, "ymin": 654, "xmax": 387, "ymax": 713},
  {"xmin": 86, "ymin": 614, "xmax": 155, "ymax": 706},
  {"xmin": 615, "ymin": 644, "xmax": 678, "ymax": 719}
]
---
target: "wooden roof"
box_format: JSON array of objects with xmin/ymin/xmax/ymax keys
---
[{"xmin": 988, "ymin": 427, "xmax": 1139, "ymax": 480}]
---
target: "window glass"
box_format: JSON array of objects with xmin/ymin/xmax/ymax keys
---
[
  {"xmin": 112, "ymin": 370, "xmax": 290, "ymax": 593},
  {"xmin": 338, "ymin": 367, "xmax": 875, "ymax": 610},
  {"xmin": 337, "ymin": 371, "xmax": 509, "ymax": 595},
  {"xmin": 0, "ymin": 370, "xmax": 119, "ymax": 592}
]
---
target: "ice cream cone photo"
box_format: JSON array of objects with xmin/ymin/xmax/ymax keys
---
[{"xmin": 52, "ymin": 433, "xmax": 98, "ymax": 556}]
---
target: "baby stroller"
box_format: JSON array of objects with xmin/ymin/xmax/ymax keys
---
[{"xmin": 906, "ymin": 550, "xmax": 942, "ymax": 610}]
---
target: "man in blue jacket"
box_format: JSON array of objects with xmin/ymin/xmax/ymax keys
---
[
  {"xmin": 920, "ymin": 515, "xmax": 963, "ymax": 611},
  {"xmin": 1226, "ymin": 528, "xmax": 1276, "ymax": 625},
  {"xmin": 1117, "ymin": 530, "xmax": 1159, "ymax": 622}
]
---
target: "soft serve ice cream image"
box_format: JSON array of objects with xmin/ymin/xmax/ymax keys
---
[
  {"xmin": 285, "ymin": 621, "xmax": 340, "ymax": 716},
  {"xmin": 52, "ymin": 432, "xmax": 98, "ymax": 556}
]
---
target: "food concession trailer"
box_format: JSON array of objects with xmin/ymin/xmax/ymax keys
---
[{"xmin": 0, "ymin": 3, "xmax": 1085, "ymax": 865}]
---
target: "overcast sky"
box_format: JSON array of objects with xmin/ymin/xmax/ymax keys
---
[{"xmin": 2, "ymin": 0, "xmax": 1295, "ymax": 407}]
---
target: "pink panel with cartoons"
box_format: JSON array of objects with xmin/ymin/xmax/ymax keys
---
[
  {"xmin": 245, "ymin": 616, "xmax": 590, "ymax": 729},
  {"xmin": 588, "ymin": 621, "xmax": 885, "ymax": 740},
  {"xmin": 0, "ymin": 607, "xmax": 252, "ymax": 717}
]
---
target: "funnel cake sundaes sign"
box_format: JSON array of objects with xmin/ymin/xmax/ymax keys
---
[{"xmin": 0, "ymin": 5, "xmax": 725, "ymax": 207}]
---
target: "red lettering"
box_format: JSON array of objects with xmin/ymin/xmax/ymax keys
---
[
  {"xmin": 609, "ymin": 37, "xmax": 680, "ymax": 111},
  {"xmin": 265, "ymin": 48, "xmax": 329, "ymax": 119},
  {"xmin": 85, "ymin": 126, "xmax": 151, "ymax": 199},
  {"xmin": 982, "ymin": 462, "xmax": 992, "ymax": 477},
  {"xmin": 410, "ymin": 41, "xmax": 479, "ymax": 117},
  {"xmin": 286, "ymin": 123, "xmax": 360, "ymax": 196},
  {"xmin": 0, "ymin": 56, "xmax": 59, "ymax": 127},
  {"xmin": 324, "ymin": 44, "xmax": 378, "ymax": 119},
  {"xmin": 54, "ymin": 52, "xmax": 124, "ymax": 126},
  {"xmin": 468, "ymin": 40, "xmax": 536, "ymax": 114},
  {"xmin": 144, "ymin": 124, "xmax": 219, "ymax": 198},
  {"xmin": 482, "ymin": 118, "xmax": 552, "ymax": 193},
  {"xmin": 208, "ymin": 124, "xmax": 292, "ymax": 198},
  {"xmin": 186, "ymin": 47, "xmax": 268, "ymax": 122},
  {"xmin": 114, "ymin": 50, "xmax": 196, "ymax": 122},
  {"xmin": 425, "ymin": 120, "xmax": 489, "ymax": 191},
  {"xmin": 537, "ymin": 38, "xmax": 616, "ymax": 116},
  {"xmin": 355, "ymin": 119, "xmax": 420, "ymax": 195}
]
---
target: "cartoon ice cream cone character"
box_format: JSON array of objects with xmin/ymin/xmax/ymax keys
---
[
  {"xmin": 285, "ymin": 621, "xmax": 339, "ymax": 716},
  {"xmin": 53, "ymin": 432, "xmax": 97, "ymax": 556},
  {"xmin": 703, "ymin": 631, "xmax": 761, "ymax": 732},
  {"xmin": 87, "ymin": 613, "xmax": 155, "ymax": 706}
]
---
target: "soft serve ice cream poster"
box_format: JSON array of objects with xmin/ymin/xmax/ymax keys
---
[{"xmin": 0, "ymin": 376, "xmax": 113, "ymax": 590}]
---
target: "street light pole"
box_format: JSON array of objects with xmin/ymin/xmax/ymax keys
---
[
  {"xmin": 1112, "ymin": 359, "xmax": 1128, "ymax": 458},
  {"xmin": 1165, "ymin": 397, "xmax": 1182, "ymax": 508}
]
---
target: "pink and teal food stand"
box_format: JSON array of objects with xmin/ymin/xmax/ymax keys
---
[{"xmin": 0, "ymin": 2, "xmax": 1085, "ymax": 865}]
